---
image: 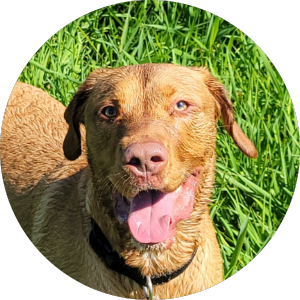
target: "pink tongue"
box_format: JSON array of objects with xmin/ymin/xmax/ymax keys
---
[{"xmin": 128, "ymin": 190, "xmax": 177, "ymax": 244}]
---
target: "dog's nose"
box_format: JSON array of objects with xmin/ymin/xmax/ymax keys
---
[{"xmin": 123, "ymin": 143, "xmax": 168, "ymax": 176}]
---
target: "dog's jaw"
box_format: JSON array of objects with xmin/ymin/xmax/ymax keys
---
[{"xmin": 113, "ymin": 170, "xmax": 200, "ymax": 248}]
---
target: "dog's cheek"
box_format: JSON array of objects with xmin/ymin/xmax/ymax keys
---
[
  {"xmin": 178, "ymin": 113, "xmax": 217, "ymax": 166},
  {"xmin": 86, "ymin": 123, "xmax": 120, "ymax": 174}
]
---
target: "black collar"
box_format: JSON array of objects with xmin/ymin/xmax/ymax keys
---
[{"xmin": 89, "ymin": 218, "xmax": 197, "ymax": 286}]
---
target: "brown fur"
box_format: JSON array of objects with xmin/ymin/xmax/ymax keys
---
[{"xmin": 0, "ymin": 64, "xmax": 257, "ymax": 299}]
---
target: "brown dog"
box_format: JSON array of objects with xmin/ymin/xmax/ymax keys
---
[{"xmin": 0, "ymin": 64, "xmax": 257, "ymax": 299}]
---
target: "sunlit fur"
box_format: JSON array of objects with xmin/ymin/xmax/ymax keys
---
[{"xmin": 0, "ymin": 64, "xmax": 257, "ymax": 299}]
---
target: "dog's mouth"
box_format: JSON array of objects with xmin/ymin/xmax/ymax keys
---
[{"xmin": 114, "ymin": 171, "xmax": 199, "ymax": 245}]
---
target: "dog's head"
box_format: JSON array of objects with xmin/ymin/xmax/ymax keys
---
[{"xmin": 63, "ymin": 64, "xmax": 257, "ymax": 269}]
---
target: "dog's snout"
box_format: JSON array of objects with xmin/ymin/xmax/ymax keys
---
[{"xmin": 124, "ymin": 143, "xmax": 168, "ymax": 176}]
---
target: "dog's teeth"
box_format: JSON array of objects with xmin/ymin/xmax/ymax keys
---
[{"xmin": 176, "ymin": 186, "xmax": 182, "ymax": 193}]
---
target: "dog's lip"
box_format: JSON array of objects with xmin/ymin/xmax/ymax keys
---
[
  {"xmin": 114, "ymin": 168, "xmax": 201, "ymax": 205},
  {"xmin": 121, "ymin": 168, "xmax": 201, "ymax": 200}
]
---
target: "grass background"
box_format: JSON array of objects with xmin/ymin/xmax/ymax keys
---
[{"xmin": 18, "ymin": 0, "xmax": 299, "ymax": 279}]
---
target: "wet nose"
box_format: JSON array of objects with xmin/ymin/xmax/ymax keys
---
[{"xmin": 123, "ymin": 142, "xmax": 168, "ymax": 176}]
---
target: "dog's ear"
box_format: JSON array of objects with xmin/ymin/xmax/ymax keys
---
[
  {"xmin": 194, "ymin": 67, "xmax": 258, "ymax": 158},
  {"xmin": 63, "ymin": 69, "xmax": 102, "ymax": 160}
]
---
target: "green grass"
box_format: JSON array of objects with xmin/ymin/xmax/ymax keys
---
[{"xmin": 18, "ymin": 1, "xmax": 299, "ymax": 279}]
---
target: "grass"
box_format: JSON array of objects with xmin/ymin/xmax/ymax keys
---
[{"xmin": 18, "ymin": 1, "xmax": 299, "ymax": 279}]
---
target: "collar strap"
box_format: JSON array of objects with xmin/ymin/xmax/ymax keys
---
[{"xmin": 89, "ymin": 218, "xmax": 197, "ymax": 286}]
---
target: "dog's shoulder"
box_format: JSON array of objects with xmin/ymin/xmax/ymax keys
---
[
  {"xmin": 6, "ymin": 81, "xmax": 65, "ymax": 113},
  {"xmin": 1, "ymin": 81, "xmax": 87, "ymax": 193}
]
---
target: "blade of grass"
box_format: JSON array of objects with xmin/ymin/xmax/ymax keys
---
[
  {"xmin": 225, "ymin": 216, "xmax": 249, "ymax": 278},
  {"xmin": 29, "ymin": 60, "xmax": 81, "ymax": 84}
]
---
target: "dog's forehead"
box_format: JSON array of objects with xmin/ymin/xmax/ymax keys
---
[
  {"xmin": 94, "ymin": 64, "xmax": 209, "ymax": 103},
  {"xmin": 121, "ymin": 64, "xmax": 206, "ymax": 92}
]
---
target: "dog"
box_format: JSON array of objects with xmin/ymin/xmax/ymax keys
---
[{"xmin": 0, "ymin": 64, "xmax": 258, "ymax": 299}]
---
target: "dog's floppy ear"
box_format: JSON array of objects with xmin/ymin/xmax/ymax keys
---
[
  {"xmin": 63, "ymin": 69, "xmax": 102, "ymax": 160},
  {"xmin": 195, "ymin": 67, "xmax": 258, "ymax": 158}
]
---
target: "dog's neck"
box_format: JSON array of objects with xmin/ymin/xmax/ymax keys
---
[{"xmin": 89, "ymin": 217, "xmax": 197, "ymax": 286}]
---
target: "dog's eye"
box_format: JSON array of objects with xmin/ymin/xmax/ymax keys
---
[
  {"xmin": 101, "ymin": 106, "xmax": 117, "ymax": 118},
  {"xmin": 175, "ymin": 101, "xmax": 188, "ymax": 111}
]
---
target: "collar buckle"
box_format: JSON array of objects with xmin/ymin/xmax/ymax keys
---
[{"xmin": 143, "ymin": 276, "xmax": 157, "ymax": 300}]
